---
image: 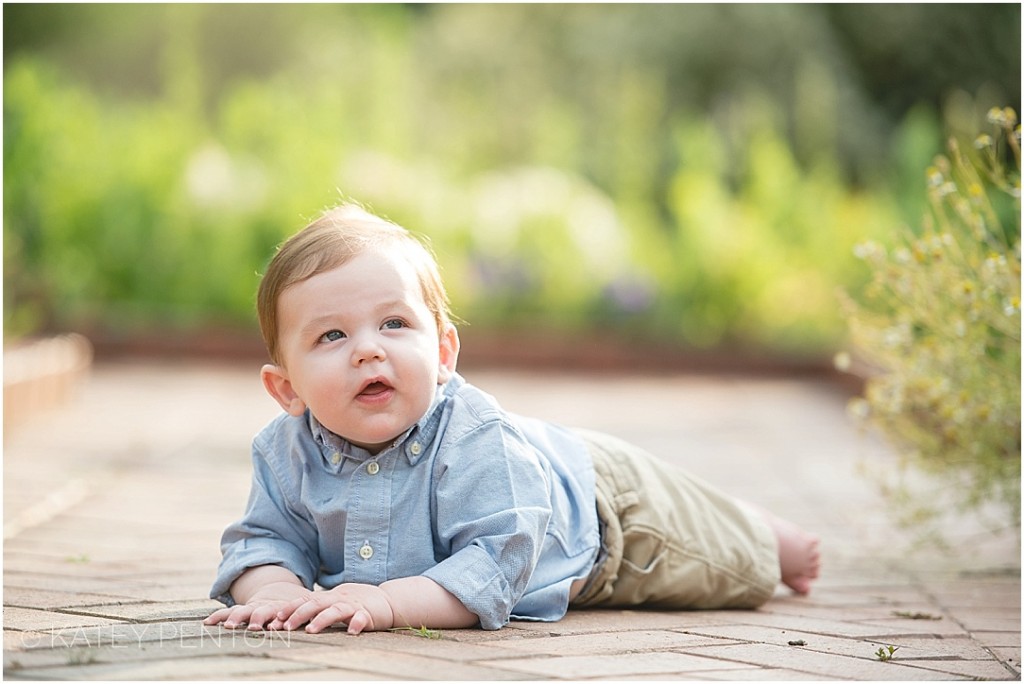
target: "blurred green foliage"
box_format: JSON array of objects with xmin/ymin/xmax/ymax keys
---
[
  {"xmin": 3, "ymin": 4, "xmax": 1020, "ymax": 357},
  {"xmin": 841, "ymin": 108, "xmax": 1021, "ymax": 532}
]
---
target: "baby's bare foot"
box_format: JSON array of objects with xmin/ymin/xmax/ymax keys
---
[
  {"xmin": 737, "ymin": 500, "xmax": 822, "ymax": 595},
  {"xmin": 775, "ymin": 518, "xmax": 820, "ymax": 595}
]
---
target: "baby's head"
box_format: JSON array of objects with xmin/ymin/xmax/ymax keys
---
[
  {"xmin": 257, "ymin": 204, "xmax": 453, "ymax": 366},
  {"xmin": 257, "ymin": 204, "xmax": 460, "ymax": 452}
]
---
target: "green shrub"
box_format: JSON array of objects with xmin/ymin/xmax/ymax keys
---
[
  {"xmin": 0, "ymin": 52, "xmax": 932, "ymax": 356},
  {"xmin": 840, "ymin": 107, "xmax": 1021, "ymax": 533},
  {"xmin": 661, "ymin": 101, "xmax": 901, "ymax": 353}
]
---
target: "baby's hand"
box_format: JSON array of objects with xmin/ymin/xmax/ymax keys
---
[
  {"xmin": 204, "ymin": 598, "xmax": 299, "ymax": 631},
  {"xmin": 277, "ymin": 583, "xmax": 395, "ymax": 635},
  {"xmin": 204, "ymin": 583, "xmax": 313, "ymax": 631}
]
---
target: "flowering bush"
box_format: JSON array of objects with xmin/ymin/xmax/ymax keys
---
[{"xmin": 840, "ymin": 107, "xmax": 1021, "ymax": 533}]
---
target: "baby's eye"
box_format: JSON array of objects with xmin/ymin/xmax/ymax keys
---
[
  {"xmin": 382, "ymin": 318, "xmax": 406, "ymax": 330},
  {"xmin": 320, "ymin": 329, "xmax": 346, "ymax": 343}
]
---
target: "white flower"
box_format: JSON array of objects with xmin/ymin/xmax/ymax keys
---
[
  {"xmin": 987, "ymin": 107, "xmax": 1007, "ymax": 125},
  {"xmin": 853, "ymin": 241, "xmax": 885, "ymax": 261},
  {"xmin": 846, "ymin": 398, "xmax": 870, "ymax": 421},
  {"xmin": 883, "ymin": 323, "xmax": 910, "ymax": 349},
  {"xmin": 833, "ymin": 351, "xmax": 852, "ymax": 372}
]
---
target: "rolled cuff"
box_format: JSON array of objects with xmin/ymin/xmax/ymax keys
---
[
  {"xmin": 210, "ymin": 538, "xmax": 316, "ymax": 606},
  {"xmin": 421, "ymin": 545, "xmax": 515, "ymax": 630}
]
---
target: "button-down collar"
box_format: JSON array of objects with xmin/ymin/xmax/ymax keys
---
[{"xmin": 308, "ymin": 377, "xmax": 458, "ymax": 470}]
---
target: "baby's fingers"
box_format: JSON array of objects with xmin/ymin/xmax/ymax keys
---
[
  {"xmin": 281, "ymin": 599, "xmax": 327, "ymax": 631},
  {"xmin": 274, "ymin": 597, "xmax": 309, "ymax": 623},
  {"xmin": 245, "ymin": 604, "xmax": 281, "ymax": 631},
  {"xmin": 345, "ymin": 608, "xmax": 373, "ymax": 635},
  {"xmin": 305, "ymin": 604, "xmax": 359, "ymax": 634},
  {"xmin": 203, "ymin": 607, "xmax": 234, "ymax": 626},
  {"xmin": 305, "ymin": 604, "xmax": 375, "ymax": 635},
  {"xmin": 205, "ymin": 605, "xmax": 254, "ymax": 630}
]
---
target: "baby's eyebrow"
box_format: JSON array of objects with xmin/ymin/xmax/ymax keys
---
[
  {"xmin": 301, "ymin": 315, "xmax": 344, "ymax": 337},
  {"xmin": 375, "ymin": 299, "xmax": 417, "ymax": 315}
]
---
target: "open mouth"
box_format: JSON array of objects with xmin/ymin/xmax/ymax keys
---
[{"xmin": 357, "ymin": 378, "xmax": 394, "ymax": 400}]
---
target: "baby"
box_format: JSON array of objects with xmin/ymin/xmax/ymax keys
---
[{"xmin": 205, "ymin": 204, "xmax": 820, "ymax": 635}]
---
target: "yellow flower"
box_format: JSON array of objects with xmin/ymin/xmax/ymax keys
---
[{"xmin": 988, "ymin": 106, "xmax": 1018, "ymax": 127}]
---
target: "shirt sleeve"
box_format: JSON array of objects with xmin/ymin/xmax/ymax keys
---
[
  {"xmin": 421, "ymin": 418, "xmax": 552, "ymax": 630},
  {"xmin": 210, "ymin": 432, "xmax": 320, "ymax": 605}
]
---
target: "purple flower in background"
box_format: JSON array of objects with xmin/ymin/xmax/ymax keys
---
[{"xmin": 604, "ymin": 275, "xmax": 656, "ymax": 314}]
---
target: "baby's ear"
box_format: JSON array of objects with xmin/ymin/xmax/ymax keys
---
[
  {"xmin": 261, "ymin": 364, "xmax": 307, "ymax": 416},
  {"xmin": 437, "ymin": 324, "xmax": 460, "ymax": 384}
]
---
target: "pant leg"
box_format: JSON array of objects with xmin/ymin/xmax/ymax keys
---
[{"xmin": 571, "ymin": 428, "xmax": 780, "ymax": 610}]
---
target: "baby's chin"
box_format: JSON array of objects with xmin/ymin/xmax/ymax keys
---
[{"xmin": 316, "ymin": 397, "xmax": 433, "ymax": 454}]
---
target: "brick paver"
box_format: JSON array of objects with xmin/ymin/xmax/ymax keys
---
[{"xmin": 3, "ymin": 359, "xmax": 1020, "ymax": 680}]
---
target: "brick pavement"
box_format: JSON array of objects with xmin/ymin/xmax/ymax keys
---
[{"xmin": 3, "ymin": 359, "xmax": 1020, "ymax": 680}]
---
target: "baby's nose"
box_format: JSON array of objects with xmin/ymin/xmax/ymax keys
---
[{"xmin": 351, "ymin": 335, "xmax": 386, "ymax": 364}]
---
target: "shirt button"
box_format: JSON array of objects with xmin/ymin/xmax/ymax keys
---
[
  {"xmin": 330, "ymin": 453, "xmax": 341, "ymax": 465},
  {"xmin": 367, "ymin": 462, "xmax": 380, "ymax": 475},
  {"xmin": 409, "ymin": 441, "xmax": 422, "ymax": 456},
  {"xmin": 358, "ymin": 544, "xmax": 374, "ymax": 560}
]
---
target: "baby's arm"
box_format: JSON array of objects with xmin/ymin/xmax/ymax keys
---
[
  {"xmin": 276, "ymin": 575, "xmax": 477, "ymax": 634},
  {"xmin": 204, "ymin": 565, "xmax": 313, "ymax": 630}
]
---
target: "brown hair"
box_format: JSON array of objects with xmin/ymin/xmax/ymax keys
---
[{"xmin": 257, "ymin": 204, "xmax": 452, "ymax": 365}]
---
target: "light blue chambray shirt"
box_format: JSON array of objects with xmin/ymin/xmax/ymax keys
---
[{"xmin": 210, "ymin": 373, "xmax": 600, "ymax": 630}]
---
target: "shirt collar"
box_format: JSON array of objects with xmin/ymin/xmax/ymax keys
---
[{"xmin": 308, "ymin": 374, "xmax": 463, "ymax": 467}]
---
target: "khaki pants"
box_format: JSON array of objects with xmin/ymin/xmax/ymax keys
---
[{"xmin": 571, "ymin": 429, "xmax": 780, "ymax": 610}]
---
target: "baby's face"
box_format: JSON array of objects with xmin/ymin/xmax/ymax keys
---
[{"xmin": 269, "ymin": 248, "xmax": 456, "ymax": 453}]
